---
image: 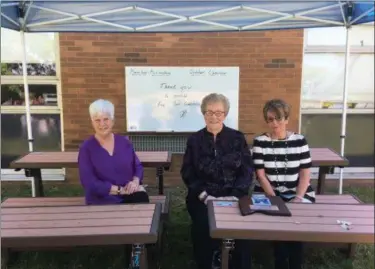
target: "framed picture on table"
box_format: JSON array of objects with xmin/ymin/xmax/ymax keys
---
[{"xmin": 239, "ymin": 194, "xmax": 292, "ymax": 217}]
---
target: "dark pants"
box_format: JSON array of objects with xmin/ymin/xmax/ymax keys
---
[
  {"xmin": 186, "ymin": 193, "xmax": 251, "ymax": 269},
  {"xmin": 274, "ymin": 241, "xmax": 304, "ymax": 269},
  {"xmin": 120, "ymin": 191, "xmax": 150, "ymax": 204},
  {"xmin": 252, "ymin": 189, "xmax": 305, "ymax": 269}
]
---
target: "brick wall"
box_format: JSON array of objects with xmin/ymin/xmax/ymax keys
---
[{"xmin": 59, "ymin": 30, "xmax": 304, "ymax": 183}]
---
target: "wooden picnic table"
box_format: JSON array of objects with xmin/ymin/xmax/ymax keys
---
[
  {"xmin": 1, "ymin": 203, "xmax": 162, "ymax": 269},
  {"xmin": 207, "ymin": 200, "xmax": 374, "ymax": 269},
  {"xmin": 10, "ymin": 151, "xmax": 172, "ymax": 197},
  {"xmin": 309, "ymin": 148, "xmax": 349, "ymax": 194}
]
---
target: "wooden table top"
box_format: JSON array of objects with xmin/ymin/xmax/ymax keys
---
[
  {"xmin": 10, "ymin": 151, "xmax": 172, "ymax": 169},
  {"xmin": 1, "ymin": 203, "xmax": 162, "ymax": 248},
  {"xmin": 309, "ymin": 148, "xmax": 349, "ymax": 167},
  {"xmin": 207, "ymin": 200, "xmax": 374, "ymax": 244}
]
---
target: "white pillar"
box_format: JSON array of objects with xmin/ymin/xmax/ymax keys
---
[
  {"xmin": 20, "ymin": 30, "xmax": 36, "ymax": 197},
  {"xmin": 338, "ymin": 26, "xmax": 351, "ymax": 195}
]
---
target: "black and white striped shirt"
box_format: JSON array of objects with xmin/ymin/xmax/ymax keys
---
[{"xmin": 252, "ymin": 132, "xmax": 315, "ymax": 203}]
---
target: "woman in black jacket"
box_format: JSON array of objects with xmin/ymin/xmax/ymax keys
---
[{"xmin": 181, "ymin": 93, "xmax": 253, "ymax": 269}]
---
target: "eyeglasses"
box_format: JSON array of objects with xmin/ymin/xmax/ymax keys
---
[
  {"xmin": 266, "ymin": 117, "xmax": 284, "ymax": 123},
  {"xmin": 205, "ymin": 110, "xmax": 225, "ymax": 117},
  {"xmin": 93, "ymin": 118, "xmax": 110, "ymax": 124}
]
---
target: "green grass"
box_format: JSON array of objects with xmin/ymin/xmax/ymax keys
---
[{"xmin": 1, "ymin": 183, "xmax": 374, "ymax": 269}]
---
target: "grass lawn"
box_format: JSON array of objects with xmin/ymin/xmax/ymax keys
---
[{"xmin": 1, "ymin": 183, "xmax": 374, "ymax": 269}]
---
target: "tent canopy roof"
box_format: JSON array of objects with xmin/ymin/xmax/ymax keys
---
[{"xmin": 1, "ymin": 1, "xmax": 374, "ymax": 33}]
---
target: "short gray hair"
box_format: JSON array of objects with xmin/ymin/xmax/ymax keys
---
[
  {"xmin": 263, "ymin": 99, "xmax": 290, "ymax": 120},
  {"xmin": 200, "ymin": 93, "xmax": 230, "ymax": 115},
  {"xmin": 89, "ymin": 99, "xmax": 115, "ymax": 120}
]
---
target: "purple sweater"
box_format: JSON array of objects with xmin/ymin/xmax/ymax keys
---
[{"xmin": 78, "ymin": 134, "xmax": 143, "ymax": 205}]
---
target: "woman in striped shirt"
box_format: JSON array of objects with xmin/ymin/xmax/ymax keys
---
[{"xmin": 252, "ymin": 99, "xmax": 315, "ymax": 269}]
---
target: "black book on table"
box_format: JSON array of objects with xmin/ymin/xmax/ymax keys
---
[{"xmin": 238, "ymin": 194, "xmax": 292, "ymax": 217}]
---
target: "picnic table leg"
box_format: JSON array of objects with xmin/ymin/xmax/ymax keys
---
[
  {"xmin": 124, "ymin": 245, "xmax": 132, "ymax": 267},
  {"xmin": 346, "ymin": 243, "xmax": 357, "ymax": 259},
  {"xmin": 25, "ymin": 168, "xmax": 44, "ymax": 197},
  {"xmin": 317, "ymin": 166, "xmax": 336, "ymax": 194},
  {"xmin": 156, "ymin": 167, "xmax": 164, "ymax": 195},
  {"xmin": 317, "ymin": 167, "xmax": 328, "ymax": 194},
  {"xmin": 32, "ymin": 168, "xmax": 44, "ymax": 197},
  {"xmin": 221, "ymin": 239, "xmax": 234, "ymax": 269}
]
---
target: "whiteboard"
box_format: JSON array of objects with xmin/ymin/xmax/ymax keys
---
[{"xmin": 125, "ymin": 66, "xmax": 239, "ymax": 132}]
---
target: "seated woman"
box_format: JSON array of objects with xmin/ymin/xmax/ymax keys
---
[
  {"xmin": 78, "ymin": 99, "xmax": 149, "ymax": 205},
  {"xmin": 252, "ymin": 99, "xmax": 315, "ymax": 269},
  {"xmin": 181, "ymin": 93, "xmax": 253, "ymax": 269}
]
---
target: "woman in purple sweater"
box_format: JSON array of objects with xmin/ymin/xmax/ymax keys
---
[{"xmin": 78, "ymin": 99, "xmax": 149, "ymax": 205}]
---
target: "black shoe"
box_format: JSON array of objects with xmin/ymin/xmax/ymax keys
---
[{"xmin": 212, "ymin": 250, "xmax": 222, "ymax": 269}]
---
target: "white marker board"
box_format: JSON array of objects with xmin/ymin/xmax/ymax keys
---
[{"xmin": 125, "ymin": 66, "xmax": 239, "ymax": 132}]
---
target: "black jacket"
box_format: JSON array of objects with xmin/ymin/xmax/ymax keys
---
[{"xmin": 181, "ymin": 125, "xmax": 253, "ymax": 198}]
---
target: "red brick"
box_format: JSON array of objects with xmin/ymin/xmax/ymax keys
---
[{"xmin": 60, "ymin": 31, "xmax": 304, "ymax": 182}]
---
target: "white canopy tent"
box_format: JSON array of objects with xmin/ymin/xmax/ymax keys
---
[{"xmin": 1, "ymin": 0, "xmax": 374, "ymax": 197}]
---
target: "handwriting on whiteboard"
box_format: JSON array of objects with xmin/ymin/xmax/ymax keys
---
[
  {"xmin": 156, "ymin": 81, "xmax": 200, "ymax": 118},
  {"xmin": 128, "ymin": 68, "xmax": 228, "ymax": 77}
]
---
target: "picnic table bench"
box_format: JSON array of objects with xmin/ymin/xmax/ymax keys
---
[
  {"xmin": 1, "ymin": 203, "xmax": 162, "ymax": 269},
  {"xmin": 10, "ymin": 151, "xmax": 172, "ymax": 196},
  {"xmin": 207, "ymin": 195, "xmax": 373, "ymax": 269}
]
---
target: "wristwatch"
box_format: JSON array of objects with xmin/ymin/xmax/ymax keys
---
[{"xmin": 117, "ymin": 186, "xmax": 121, "ymax": 195}]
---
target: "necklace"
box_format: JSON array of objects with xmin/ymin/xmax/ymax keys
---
[{"xmin": 270, "ymin": 135, "xmax": 289, "ymax": 186}]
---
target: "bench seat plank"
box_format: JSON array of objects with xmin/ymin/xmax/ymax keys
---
[
  {"xmin": 214, "ymin": 204, "xmax": 374, "ymax": 217},
  {"xmin": 3, "ymin": 225, "xmax": 152, "ymax": 238},
  {"xmin": 215, "ymin": 214, "xmax": 374, "ymax": 225},
  {"xmin": 2, "ymin": 217, "xmax": 154, "ymax": 229},
  {"xmin": 1, "ymin": 195, "xmax": 170, "ymax": 215},
  {"xmin": 2, "ymin": 210, "xmax": 155, "ymax": 221},
  {"xmin": 216, "ymin": 221, "xmax": 374, "ymax": 235},
  {"xmin": 2, "ymin": 203, "xmax": 155, "ymax": 214}
]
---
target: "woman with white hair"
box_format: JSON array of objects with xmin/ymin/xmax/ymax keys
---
[
  {"xmin": 181, "ymin": 93, "xmax": 253, "ymax": 269},
  {"xmin": 78, "ymin": 99, "xmax": 149, "ymax": 205}
]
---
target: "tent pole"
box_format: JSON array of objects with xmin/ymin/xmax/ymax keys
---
[
  {"xmin": 338, "ymin": 26, "xmax": 351, "ymax": 195},
  {"xmin": 20, "ymin": 30, "xmax": 36, "ymax": 197}
]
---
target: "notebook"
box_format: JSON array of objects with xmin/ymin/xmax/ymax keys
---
[{"xmin": 238, "ymin": 194, "xmax": 292, "ymax": 217}]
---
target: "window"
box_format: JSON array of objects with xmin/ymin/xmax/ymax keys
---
[
  {"xmin": 1, "ymin": 28, "xmax": 64, "ymax": 181},
  {"xmin": 301, "ymin": 25, "xmax": 374, "ymax": 169},
  {"xmin": 1, "ymin": 63, "xmax": 56, "ymax": 76},
  {"xmin": 1, "ymin": 84, "xmax": 58, "ymax": 106},
  {"xmin": 302, "ymin": 53, "xmax": 374, "ymax": 109},
  {"xmin": 1, "ymin": 113, "xmax": 62, "ymax": 167}
]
